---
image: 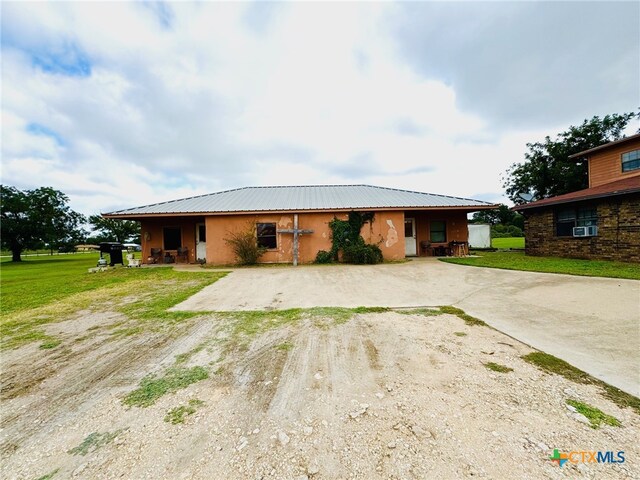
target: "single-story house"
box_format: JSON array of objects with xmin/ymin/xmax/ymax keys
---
[
  {"xmin": 103, "ymin": 184, "xmax": 497, "ymax": 265},
  {"xmin": 513, "ymin": 133, "xmax": 640, "ymax": 263}
]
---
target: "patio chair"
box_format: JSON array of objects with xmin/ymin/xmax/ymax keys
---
[
  {"xmin": 176, "ymin": 247, "xmax": 189, "ymax": 263},
  {"xmin": 149, "ymin": 248, "xmax": 162, "ymax": 264}
]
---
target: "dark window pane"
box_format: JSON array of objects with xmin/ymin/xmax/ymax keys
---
[
  {"xmin": 576, "ymin": 207, "xmax": 597, "ymax": 227},
  {"xmin": 198, "ymin": 225, "xmax": 206, "ymax": 242},
  {"xmin": 430, "ymin": 221, "xmax": 446, "ymax": 243},
  {"xmin": 257, "ymin": 223, "xmax": 276, "ymax": 236},
  {"xmin": 163, "ymin": 227, "xmax": 182, "ymax": 250},
  {"xmin": 557, "ymin": 208, "xmax": 576, "ymax": 221},
  {"xmin": 257, "ymin": 223, "xmax": 277, "ymax": 249},
  {"xmin": 556, "ymin": 221, "xmax": 574, "ymax": 237},
  {"xmin": 404, "ymin": 220, "xmax": 413, "ymax": 237}
]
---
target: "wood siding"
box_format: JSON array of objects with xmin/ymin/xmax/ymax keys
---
[{"xmin": 588, "ymin": 138, "xmax": 640, "ymax": 187}]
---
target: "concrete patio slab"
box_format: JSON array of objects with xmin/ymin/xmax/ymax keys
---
[{"xmin": 173, "ymin": 259, "xmax": 640, "ymax": 395}]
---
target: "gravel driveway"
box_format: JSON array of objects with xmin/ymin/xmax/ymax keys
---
[{"xmin": 174, "ymin": 259, "xmax": 640, "ymax": 396}]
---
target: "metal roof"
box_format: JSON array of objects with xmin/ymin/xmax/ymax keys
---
[{"xmin": 105, "ymin": 185, "xmax": 496, "ymax": 216}]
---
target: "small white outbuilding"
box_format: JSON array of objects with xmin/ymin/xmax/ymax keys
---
[{"xmin": 467, "ymin": 224, "xmax": 491, "ymax": 249}]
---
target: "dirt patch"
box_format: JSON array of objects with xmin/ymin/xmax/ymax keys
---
[{"xmin": 2, "ymin": 311, "xmax": 638, "ymax": 479}]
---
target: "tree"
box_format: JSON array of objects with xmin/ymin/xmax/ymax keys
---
[
  {"xmin": 470, "ymin": 204, "xmax": 525, "ymax": 238},
  {"xmin": 503, "ymin": 112, "xmax": 639, "ymax": 204},
  {"xmin": 1, "ymin": 186, "xmax": 86, "ymax": 261},
  {"xmin": 471, "ymin": 204, "xmax": 524, "ymax": 230},
  {"xmin": 88, "ymin": 215, "xmax": 140, "ymax": 244}
]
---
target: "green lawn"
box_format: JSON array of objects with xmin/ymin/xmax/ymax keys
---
[
  {"xmin": 1, "ymin": 253, "xmax": 140, "ymax": 316},
  {"xmin": 491, "ymin": 237, "xmax": 525, "ymax": 249},
  {"xmin": 441, "ymin": 251, "xmax": 640, "ymax": 280},
  {"xmin": 1, "ymin": 253, "xmax": 227, "ymax": 349}
]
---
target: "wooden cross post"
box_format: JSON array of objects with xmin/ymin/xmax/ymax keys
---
[{"xmin": 278, "ymin": 214, "xmax": 314, "ymax": 266}]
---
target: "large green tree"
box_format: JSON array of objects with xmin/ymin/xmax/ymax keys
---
[
  {"xmin": 1, "ymin": 186, "xmax": 86, "ymax": 261},
  {"xmin": 503, "ymin": 112, "xmax": 638, "ymax": 204},
  {"xmin": 88, "ymin": 215, "xmax": 140, "ymax": 244}
]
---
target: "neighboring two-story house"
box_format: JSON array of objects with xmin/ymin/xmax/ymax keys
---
[{"xmin": 513, "ymin": 133, "xmax": 640, "ymax": 263}]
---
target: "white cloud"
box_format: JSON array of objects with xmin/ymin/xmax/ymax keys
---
[{"xmin": 2, "ymin": 1, "xmax": 624, "ymax": 216}]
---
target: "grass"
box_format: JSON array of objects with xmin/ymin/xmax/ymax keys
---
[
  {"xmin": 67, "ymin": 429, "xmax": 125, "ymax": 455},
  {"xmin": 566, "ymin": 399, "xmax": 621, "ymax": 429},
  {"xmin": 220, "ymin": 305, "xmax": 477, "ymax": 349},
  {"xmin": 275, "ymin": 341, "xmax": 294, "ymax": 351},
  {"xmin": 1, "ymin": 253, "xmax": 132, "ymax": 316},
  {"xmin": 218, "ymin": 306, "xmax": 392, "ymax": 343},
  {"xmin": 484, "ymin": 362, "xmax": 513, "ymax": 373},
  {"xmin": 453, "ymin": 332, "xmax": 467, "ymax": 337},
  {"xmin": 34, "ymin": 470, "xmax": 59, "ymax": 480},
  {"xmin": 522, "ymin": 352, "xmax": 640, "ymax": 415},
  {"xmin": 122, "ymin": 366, "xmax": 209, "ymax": 407},
  {"xmin": 39, "ymin": 339, "xmax": 61, "ymax": 349},
  {"xmin": 438, "ymin": 306, "xmax": 487, "ymax": 326},
  {"xmin": 395, "ymin": 307, "xmax": 442, "ymax": 316},
  {"xmin": 441, "ymin": 251, "xmax": 640, "ymax": 280},
  {"xmin": 491, "ymin": 237, "xmax": 525, "ymax": 249},
  {"xmin": 164, "ymin": 399, "xmax": 204, "ymax": 424},
  {"xmin": 0, "ymin": 253, "xmax": 228, "ymax": 349}
]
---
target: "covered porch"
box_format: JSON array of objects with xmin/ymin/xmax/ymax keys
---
[
  {"xmin": 139, "ymin": 217, "xmax": 207, "ymax": 265},
  {"xmin": 402, "ymin": 209, "xmax": 471, "ymax": 258}
]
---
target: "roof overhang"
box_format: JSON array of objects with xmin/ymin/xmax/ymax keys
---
[
  {"xmin": 513, "ymin": 187, "xmax": 639, "ymax": 212},
  {"xmin": 104, "ymin": 204, "xmax": 500, "ymax": 220},
  {"xmin": 568, "ymin": 133, "xmax": 640, "ymax": 160}
]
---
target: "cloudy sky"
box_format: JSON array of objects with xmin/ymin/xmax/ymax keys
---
[{"xmin": 2, "ymin": 1, "xmax": 638, "ymax": 215}]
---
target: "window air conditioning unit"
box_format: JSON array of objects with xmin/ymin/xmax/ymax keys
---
[{"xmin": 573, "ymin": 226, "xmax": 598, "ymax": 237}]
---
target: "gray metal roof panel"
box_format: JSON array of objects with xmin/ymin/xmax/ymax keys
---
[{"xmin": 106, "ymin": 185, "xmax": 495, "ymax": 215}]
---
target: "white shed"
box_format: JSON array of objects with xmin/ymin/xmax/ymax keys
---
[{"xmin": 468, "ymin": 224, "xmax": 491, "ymax": 249}]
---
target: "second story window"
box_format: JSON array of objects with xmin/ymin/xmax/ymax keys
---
[{"xmin": 622, "ymin": 149, "xmax": 640, "ymax": 172}]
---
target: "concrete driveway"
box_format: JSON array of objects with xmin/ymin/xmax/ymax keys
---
[{"xmin": 174, "ymin": 259, "xmax": 640, "ymax": 395}]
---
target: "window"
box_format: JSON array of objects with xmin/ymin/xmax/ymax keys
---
[
  {"xmin": 555, "ymin": 206, "xmax": 597, "ymax": 236},
  {"xmin": 163, "ymin": 227, "xmax": 182, "ymax": 250},
  {"xmin": 256, "ymin": 223, "xmax": 277, "ymax": 249},
  {"xmin": 430, "ymin": 221, "xmax": 446, "ymax": 243},
  {"xmin": 622, "ymin": 149, "xmax": 640, "ymax": 172},
  {"xmin": 556, "ymin": 208, "xmax": 576, "ymax": 237},
  {"xmin": 198, "ymin": 225, "xmax": 206, "ymax": 242},
  {"xmin": 576, "ymin": 207, "xmax": 597, "ymax": 227}
]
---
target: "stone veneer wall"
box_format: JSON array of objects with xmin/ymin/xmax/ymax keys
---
[{"xmin": 524, "ymin": 193, "xmax": 640, "ymax": 263}]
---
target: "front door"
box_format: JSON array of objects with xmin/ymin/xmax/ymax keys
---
[
  {"xmin": 196, "ymin": 223, "xmax": 206, "ymax": 262},
  {"xmin": 404, "ymin": 218, "xmax": 417, "ymax": 256}
]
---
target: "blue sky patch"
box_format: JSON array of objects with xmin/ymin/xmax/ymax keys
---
[
  {"xmin": 26, "ymin": 123, "xmax": 66, "ymax": 146},
  {"xmin": 30, "ymin": 41, "xmax": 91, "ymax": 77},
  {"xmin": 142, "ymin": 1, "xmax": 174, "ymax": 30}
]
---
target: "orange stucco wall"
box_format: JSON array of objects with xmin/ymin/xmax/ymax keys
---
[
  {"xmin": 205, "ymin": 211, "xmax": 406, "ymax": 264},
  {"xmin": 140, "ymin": 209, "xmax": 472, "ymax": 264}
]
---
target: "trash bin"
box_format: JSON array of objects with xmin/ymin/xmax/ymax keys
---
[{"xmin": 99, "ymin": 242, "xmax": 124, "ymax": 266}]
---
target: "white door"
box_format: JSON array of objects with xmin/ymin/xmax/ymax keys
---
[
  {"xmin": 404, "ymin": 218, "xmax": 417, "ymax": 256},
  {"xmin": 196, "ymin": 224, "xmax": 206, "ymax": 261}
]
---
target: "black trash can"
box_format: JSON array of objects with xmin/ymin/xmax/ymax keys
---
[{"xmin": 99, "ymin": 242, "xmax": 124, "ymax": 266}]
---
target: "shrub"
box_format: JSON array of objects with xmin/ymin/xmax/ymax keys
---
[
  {"xmin": 315, "ymin": 211, "xmax": 383, "ymax": 265},
  {"xmin": 491, "ymin": 224, "xmax": 524, "ymax": 238},
  {"xmin": 315, "ymin": 250, "xmax": 334, "ymax": 264},
  {"xmin": 225, "ymin": 226, "xmax": 267, "ymax": 265},
  {"xmin": 342, "ymin": 241, "xmax": 383, "ymax": 265}
]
